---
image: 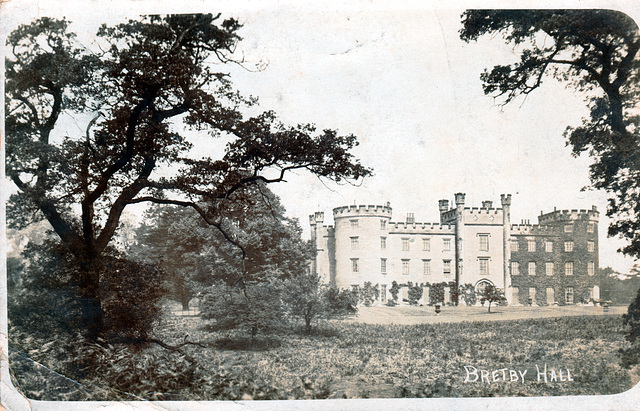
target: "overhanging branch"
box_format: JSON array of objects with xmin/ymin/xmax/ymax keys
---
[{"xmin": 127, "ymin": 196, "xmax": 246, "ymax": 259}]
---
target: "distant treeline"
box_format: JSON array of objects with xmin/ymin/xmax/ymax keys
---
[{"xmin": 600, "ymin": 267, "xmax": 640, "ymax": 305}]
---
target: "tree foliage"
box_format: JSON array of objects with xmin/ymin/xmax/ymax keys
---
[
  {"xmin": 9, "ymin": 239, "xmax": 165, "ymax": 342},
  {"xmin": 201, "ymin": 279, "xmax": 284, "ymax": 339},
  {"xmin": 621, "ymin": 287, "xmax": 640, "ymax": 367},
  {"xmin": 323, "ymin": 287, "xmax": 358, "ymax": 316},
  {"xmin": 478, "ymin": 284, "xmax": 506, "ymax": 313},
  {"xmin": 6, "ymin": 14, "xmax": 370, "ymax": 339},
  {"xmin": 460, "ymin": 10, "xmax": 640, "ymax": 257},
  {"xmin": 601, "ymin": 266, "xmax": 640, "ymax": 305},
  {"xmin": 282, "ymin": 271, "xmax": 327, "ymax": 333},
  {"xmin": 134, "ymin": 183, "xmax": 315, "ymax": 309}
]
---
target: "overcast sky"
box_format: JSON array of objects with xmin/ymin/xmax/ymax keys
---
[{"xmin": 3, "ymin": 0, "xmax": 639, "ymax": 272}]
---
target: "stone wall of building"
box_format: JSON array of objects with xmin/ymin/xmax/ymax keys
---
[
  {"xmin": 310, "ymin": 195, "xmax": 602, "ymax": 306},
  {"xmin": 510, "ymin": 207, "xmax": 600, "ymax": 305},
  {"xmin": 332, "ymin": 204, "xmax": 392, "ymax": 290}
]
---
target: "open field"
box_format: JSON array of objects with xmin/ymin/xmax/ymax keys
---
[
  {"xmin": 10, "ymin": 313, "xmax": 640, "ymax": 401},
  {"xmin": 349, "ymin": 304, "xmax": 628, "ymax": 325}
]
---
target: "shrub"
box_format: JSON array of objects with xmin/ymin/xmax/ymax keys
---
[
  {"xmin": 430, "ymin": 282, "xmax": 446, "ymax": 305},
  {"xmin": 448, "ymin": 281, "xmax": 459, "ymax": 305},
  {"xmin": 407, "ymin": 283, "xmax": 423, "ymax": 305},
  {"xmin": 390, "ymin": 281, "xmax": 400, "ymax": 303},
  {"xmin": 360, "ymin": 282, "xmax": 379, "ymax": 306},
  {"xmin": 324, "ymin": 287, "xmax": 358, "ymax": 316},
  {"xmin": 459, "ymin": 283, "xmax": 477, "ymax": 306},
  {"xmin": 201, "ymin": 279, "xmax": 285, "ymax": 339},
  {"xmin": 9, "ymin": 240, "xmax": 166, "ymax": 343},
  {"xmin": 99, "ymin": 256, "xmax": 167, "ymax": 341}
]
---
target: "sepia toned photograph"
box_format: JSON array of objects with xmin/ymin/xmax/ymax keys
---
[{"xmin": 2, "ymin": 1, "xmax": 640, "ymax": 408}]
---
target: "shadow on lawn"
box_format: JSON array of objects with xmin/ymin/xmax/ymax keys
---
[{"xmin": 213, "ymin": 336, "xmax": 282, "ymax": 351}]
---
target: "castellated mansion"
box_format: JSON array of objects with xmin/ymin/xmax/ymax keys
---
[{"xmin": 309, "ymin": 193, "xmax": 602, "ymax": 306}]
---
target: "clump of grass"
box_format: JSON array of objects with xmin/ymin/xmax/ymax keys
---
[{"xmin": 214, "ymin": 336, "xmax": 281, "ymax": 351}]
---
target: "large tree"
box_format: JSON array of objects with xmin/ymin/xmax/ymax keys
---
[
  {"xmin": 6, "ymin": 14, "xmax": 370, "ymax": 339},
  {"xmin": 460, "ymin": 10, "xmax": 640, "ymax": 257},
  {"xmin": 132, "ymin": 183, "xmax": 314, "ymax": 310}
]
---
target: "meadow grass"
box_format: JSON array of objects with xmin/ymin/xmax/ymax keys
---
[{"xmin": 9, "ymin": 315, "xmax": 638, "ymax": 400}]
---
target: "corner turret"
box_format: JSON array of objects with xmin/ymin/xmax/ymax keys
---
[{"xmin": 500, "ymin": 194, "xmax": 512, "ymax": 304}]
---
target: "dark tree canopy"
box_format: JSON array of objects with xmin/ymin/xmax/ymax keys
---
[
  {"xmin": 6, "ymin": 14, "xmax": 370, "ymax": 339},
  {"xmin": 132, "ymin": 183, "xmax": 314, "ymax": 309},
  {"xmin": 460, "ymin": 10, "xmax": 640, "ymax": 257}
]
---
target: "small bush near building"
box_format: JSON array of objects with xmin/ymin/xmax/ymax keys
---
[
  {"xmin": 360, "ymin": 282, "xmax": 379, "ymax": 307},
  {"xmin": 389, "ymin": 281, "xmax": 400, "ymax": 304},
  {"xmin": 459, "ymin": 284, "xmax": 477, "ymax": 306},
  {"xmin": 407, "ymin": 283, "xmax": 423, "ymax": 305},
  {"xmin": 430, "ymin": 282, "xmax": 446, "ymax": 305},
  {"xmin": 324, "ymin": 287, "xmax": 358, "ymax": 316}
]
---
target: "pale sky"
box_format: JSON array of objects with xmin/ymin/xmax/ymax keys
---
[{"xmin": 2, "ymin": 0, "xmax": 640, "ymax": 273}]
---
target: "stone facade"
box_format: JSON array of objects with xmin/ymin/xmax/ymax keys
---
[{"xmin": 309, "ymin": 194, "xmax": 602, "ymax": 305}]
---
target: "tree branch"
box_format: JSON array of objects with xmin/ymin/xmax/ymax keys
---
[
  {"xmin": 126, "ymin": 196, "xmax": 247, "ymax": 259},
  {"xmin": 547, "ymin": 58, "xmax": 602, "ymax": 79},
  {"xmin": 14, "ymin": 96, "xmax": 40, "ymax": 127},
  {"xmin": 94, "ymin": 157, "xmax": 156, "ymax": 255},
  {"xmin": 85, "ymin": 91, "xmax": 156, "ymax": 212}
]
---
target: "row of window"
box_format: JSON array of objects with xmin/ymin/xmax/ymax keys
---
[
  {"xmin": 513, "ymin": 286, "xmax": 597, "ymax": 304},
  {"xmin": 350, "ymin": 219, "xmax": 389, "ymax": 230},
  {"xmin": 563, "ymin": 223, "xmax": 596, "ymax": 233},
  {"xmin": 511, "ymin": 239, "xmax": 595, "ymax": 253},
  {"xmin": 350, "ymin": 237, "xmax": 453, "ymax": 252},
  {"xmin": 351, "ymin": 258, "xmax": 453, "ymax": 275},
  {"xmin": 351, "ymin": 236, "xmax": 595, "ymax": 254},
  {"xmin": 351, "ymin": 258, "xmax": 596, "ymax": 277},
  {"xmin": 351, "ymin": 219, "xmax": 595, "ymax": 236},
  {"xmin": 511, "ymin": 261, "xmax": 595, "ymax": 276},
  {"xmin": 352, "ymin": 220, "xmax": 595, "ymax": 233}
]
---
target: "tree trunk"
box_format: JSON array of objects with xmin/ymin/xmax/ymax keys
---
[
  {"xmin": 79, "ymin": 265, "xmax": 104, "ymax": 341},
  {"xmin": 305, "ymin": 315, "xmax": 312, "ymax": 333}
]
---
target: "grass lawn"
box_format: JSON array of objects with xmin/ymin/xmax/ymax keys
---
[
  {"xmin": 9, "ymin": 313, "xmax": 640, "ymax": 401},
  {"xmin": 349, "ymin": 304, "xmax": 628, "ymax": 325},
  {"xmin": 161, "ymin": 314, "xmax": 638, "ymax": 399}
]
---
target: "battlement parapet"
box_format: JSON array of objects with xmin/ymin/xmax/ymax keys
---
[
  {"xmin": 441, "ymin": 209, "xmax": 456, "ymax": 220},
  {"xmin": 389, "ymin": 222, "xmax": 455, "ymax": 233},
  {"xmin": 333, "ymin": 204, "xmax": 393, "ymax": 218},
  {"xmin": 309, "ymin": 211, "xmax": 325, "ymax": 224},
  {"xmin": 510, "ymin": 224, "xmax": 559, "ymax": 235},
  {"xmin": 465, "ymin": 207, "xmax": 502, "ymax": 214},
  {"xmin": 538, "ymin": 206, "xmax": 599, "ymax": 224}
]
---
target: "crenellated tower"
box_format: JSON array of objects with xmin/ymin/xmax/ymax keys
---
[
  {"xmin": 501, "ymin": 194, "xmax": 512, "ymax": 303},
  {"xmin": 453, "ymin": 193, "xmax": 466, "ymax": 304},
  {"xmin": 332, "ymin": 204, "xmax": 393, "ymax": 289},
  {"xmin": 309, "ymin": 211, "xmax": 336, "ymax": 286}
]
